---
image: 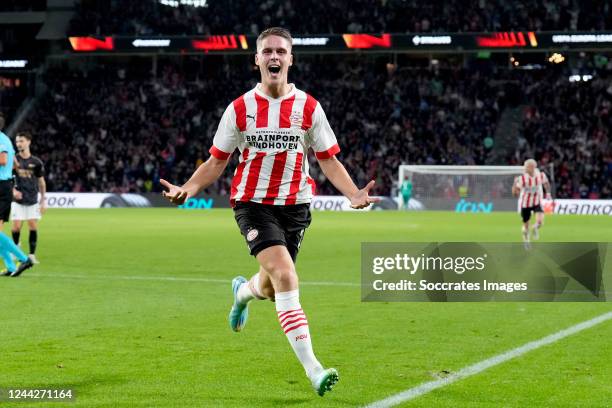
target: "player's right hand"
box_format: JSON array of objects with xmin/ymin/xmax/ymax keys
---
[
  {"xmin": 12, "ymin": 189, "xmax": 22, "ymax": 201},
  {"xmin": 160, "ymin": 179, "xmax": 189, "ymax": 205}
]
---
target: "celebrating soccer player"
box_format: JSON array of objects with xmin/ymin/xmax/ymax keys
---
[
  {"xmin": 161, "ymin": 27, "xmax": 379, "ymax": 396},
  {"xmin": 512, "ymin": 159, "xmax": 552, "ymax": 243}
]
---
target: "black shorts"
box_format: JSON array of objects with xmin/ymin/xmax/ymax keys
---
[
  {"xmin": 233, "ymin": 201, "xmax": 312, "ymax": 262},
  {"xmin": 521, "ymin": 205, "xmax": 543, "ymax": 223},
  {"xmin": 0, "ymin": 180, "xmax": 13, "ymax": 222}
]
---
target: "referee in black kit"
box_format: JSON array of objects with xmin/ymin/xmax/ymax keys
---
[{"xmin": 0, "ymin": 114, "xmax": 33, "ymax": 277}]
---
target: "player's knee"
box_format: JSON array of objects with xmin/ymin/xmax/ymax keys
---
[
  {"xmin": 266, "ymin": 263, "xmax": 297, "ymax": 287},
  {"xmin": 277, "ymin": 269, "xmax": 298, "ymax": 288}
]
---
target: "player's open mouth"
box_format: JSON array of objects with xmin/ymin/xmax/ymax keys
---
[{"xmin": 268, "ymin": 65, "xmax": 281, "ymax": 74}]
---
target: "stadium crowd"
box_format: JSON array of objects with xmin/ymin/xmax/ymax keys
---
[
  {"xmin": 20, "ymin": 57, "xmax": 611, "ymax": 199},
  {"xmin": 0, "ymin": 80, "xmax": 28, "ymax": 127},
  {"xmin": 69, "ymin": 0, "xmax": 612, "ymax": 36},
  {"xmin": 0, "ymin": 0, "xmax": 45, "ymax": 12},
  {"xmin": 510, "ymin": 72, "xmax": 612, "ymax": 199}
]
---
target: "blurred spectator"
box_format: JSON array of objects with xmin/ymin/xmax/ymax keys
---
[
  {"xmin": 509, "ymin": 71, "xmax": 612, "ymax": 198},
  {"xmin": 0, "ymin": 78, "xmax": 28, "ymax": 126},
  {"xmin": 0, "ymin": 0, "xmax": 45, "ymax": 12}
]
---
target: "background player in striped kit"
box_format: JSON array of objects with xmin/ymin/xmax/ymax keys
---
[
  {"xmin": 160, "ymin": 27, "xmax": 379, "ymax": 396},
  {"xmin": 512, "ymin": 159, "xmax": 552, "ymax": 243}
]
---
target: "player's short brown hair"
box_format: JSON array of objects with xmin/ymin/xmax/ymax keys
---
[
  {"xmin": 16, "ymin": 130, "xmax": 32, "ymax": 141},
  {"xmin": 256, "ymin": 27, "xmax": 293, "ymax": 51}
]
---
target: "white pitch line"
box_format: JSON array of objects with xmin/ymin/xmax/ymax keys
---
[
  {"xmin": 365, "ymin": 310, "xmax": 612, "ymax": 408},
  {"xmin": 26, "ymin": 273, "xmax": 360, "ymax": 287}
]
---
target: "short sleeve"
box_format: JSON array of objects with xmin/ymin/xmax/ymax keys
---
[
  {"xmin": 308, "ymin": 103, "xmax": 340, "ymax": 160},
  {"xmin": 515, "ymin": 175, "xmax": 525, "ymax": 189},
  {"xmin": 209, "ymin": 104, "xmax": 240, "ymax": 160},
  {"xmin": 35, "ymin": 159, "xmax": 45, "ymax": 178}
]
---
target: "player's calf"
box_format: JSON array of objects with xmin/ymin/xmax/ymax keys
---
[
  {"xmin": 521, "ymin": 225, "xmax": 530, "ymax": 243},
  {"xmin": 532, "ymin": 222, "xmax": 542, "ymax": 240},
  {"xmin": 276, "ymin": 289, "xmax": 333, "ymax": 394},
  {"xmin": 237, "ymin": 272, "xmax": 267, "ymax": 303}
]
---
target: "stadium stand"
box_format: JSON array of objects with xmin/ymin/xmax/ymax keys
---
[
  {"xmin": 68, "ymin": 0, "xmax": 612, "ymax": 36},
  {"xmin": 0, "ymin": 0, "xmax": 45, "ymax": 12},
  {"xmin": 20, "ymin": 56, "xmax": 611, "ymax": 198}
]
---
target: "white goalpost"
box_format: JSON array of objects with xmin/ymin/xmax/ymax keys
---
[{"xmin": 397, "ymin": 165, "xmax": 525, "ymax": 211}]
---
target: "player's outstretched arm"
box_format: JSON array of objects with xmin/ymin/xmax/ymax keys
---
[
  {"xmin": 511, "ymin": 176, "xmax": 520, "ymax": 196},
  {"xmin": 160, "ymin": 156, "xmax": 228, "ymax": 205},
  {"xmin": 38, "ymin": 176, "xmax": 47, "ymax": 214},
  {"xmin": 317, "ymin": 156, "xmax": 381, "ymax": 209},
  {"xmin": 543, "ymin": 180, "xmax": 552, "ymax": 199}
]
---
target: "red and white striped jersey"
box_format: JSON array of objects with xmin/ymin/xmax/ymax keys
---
[
  {"xmin": 209, "ymin": 84, "xmax": 340, "ymax": 206},
  {"xmin": 516, "ymin": 170, "xmax": 549, "ymax": 208}
]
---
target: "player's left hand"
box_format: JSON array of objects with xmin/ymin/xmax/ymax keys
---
[
  {"xmin": 160, "ymin": 178, "xmax": 189, "ymax": 205},
  {"xmin": 350, "ymin": 180, "xmax": 382, "ymax": 209}
]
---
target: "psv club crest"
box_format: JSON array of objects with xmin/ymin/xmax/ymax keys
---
[{"xmin": 290, "ymin": 112, "xmax": 302, "ymax": 127}]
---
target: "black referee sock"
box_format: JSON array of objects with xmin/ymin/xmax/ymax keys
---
[
  {"xmin": 12, "ymin": 231, "xmax": 20, "ymax": 245},
  {"xmin": 29, "ymin": 230, "xmax": 37, "ymax": 255}
]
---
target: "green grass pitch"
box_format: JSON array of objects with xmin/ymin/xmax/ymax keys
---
[{"xmin": 0, "ymin": 209, "xmax": 610, "ymax": 407}]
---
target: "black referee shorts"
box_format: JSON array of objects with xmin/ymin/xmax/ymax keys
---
[
  {"xmin": 0, "ymin": 180, "xmax": 13, "ymax": 222},
  {"xmin": 521, "ymin": 205, "xmax": 543, "ymax": 223},
  {"xmin": 233, "ymin": 201, "xmax": 312, "ymax": 262}
]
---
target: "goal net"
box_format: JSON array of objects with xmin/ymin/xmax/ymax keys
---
[{"xmin": 397, "ymin": 165, "xmax": 525, "ymax": 211}]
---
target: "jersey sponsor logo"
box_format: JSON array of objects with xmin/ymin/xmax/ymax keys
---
[
  {"xmin": 15, "ymin": 168, "xmax": 35, "ymax": 178},
  {"xmin": 244, "ymin": 131, "xmax": 300, "ymax": 150},
  {"xmin": 246, "ymin": 228, "xmax": 259, "ymax": 241}
]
